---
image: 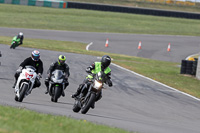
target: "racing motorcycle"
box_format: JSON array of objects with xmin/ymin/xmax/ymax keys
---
[
  {"xmin": 14, "ymin": 66, "xmax": 38, "ymax": 102},
  {"xmin": 10, "ymin": 36, "xmax": 21, "ymax": 49},
  {"xmin": 72, "ymin": 71, "xmax": 106, "ymax": 114},
  {"xmin": 48, "ymin": 70, "xmax": 66, "ymax": 102}
]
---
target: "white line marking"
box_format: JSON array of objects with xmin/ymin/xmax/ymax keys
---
[
  {"xmin": 186, "ymin": 53, "xmax": 199, "ymax": 60},
  {"xmin": 111, "ymin": 63, "xmax": 200, "ymax": 101},
  {"xmin": 86, "ymin": 42, "xmax": 93, "ymax": 51}
]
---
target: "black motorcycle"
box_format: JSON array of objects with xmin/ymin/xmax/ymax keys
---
[
  {"xmin": 72, "ymin": 71, "xmax": 106, "ymax": 114},
  {"xmin": 48, "ymin": 70, "xmax": 65, "ymax": 102}
]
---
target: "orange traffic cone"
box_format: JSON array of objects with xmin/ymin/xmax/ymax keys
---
[
  {"xmin": 105, "ymin": 39, "xmax": 109, "ymax": 47},
  {"xmin": 138, "ymin": 41, "xmax": 142, "ymax": 49},
  {"xmin": 167, "ymin": 43, "xmax": 171, "ymax": 52}
]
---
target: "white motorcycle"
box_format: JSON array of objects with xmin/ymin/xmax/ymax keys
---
[{"xmin": 14, "ymin": 66, "xmax": 38, "ymax": 102}]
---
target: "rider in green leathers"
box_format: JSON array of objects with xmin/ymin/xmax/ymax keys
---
[{"xmin": 10, "ymin": 32, "xmax": 24, "ymax": 49}]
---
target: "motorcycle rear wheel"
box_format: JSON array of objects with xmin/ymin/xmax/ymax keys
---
[{"xmin": 73, "ymin": 100, "xmax": 81, "ymax": 113}]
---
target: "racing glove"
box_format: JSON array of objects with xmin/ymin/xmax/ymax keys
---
[
  {"xmin": 16, "ymin": 66, "xmax": 23, "ymax": 73},
  {"xmin": 37, "ymin": 73, "xmax": 42, "ymax": 79}
]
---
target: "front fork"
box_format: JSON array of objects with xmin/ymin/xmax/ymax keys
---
[{"xmin": 80, "ymin": 85, "xmax": 96, "ymax": 106}]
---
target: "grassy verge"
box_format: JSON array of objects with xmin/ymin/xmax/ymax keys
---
[
  {"xmin": 0, "ymin": 105, "xmax": 130, "ymax": 133},
  {"xmin": 1, "ymin": 36, "xmax": 200, "ymax": 98},
  {"xmin": 0, "ymin": 4, "xmax": 200, "ymax": 36}
]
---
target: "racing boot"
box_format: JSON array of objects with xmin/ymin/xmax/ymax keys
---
[
  {"xmin": 61, "ymin": 90, "xmax": 65, "ymax": 97},
  {"xmin": 44, "ymin": 78, "xmax": 49, "ymax": 94},
  {"xmin": 45, "ymin": 88, "xmax": 49, "ymax": 94},
  {"xmin": 71, "ymin": 84, "xmax": 83, "ymax": 98}
]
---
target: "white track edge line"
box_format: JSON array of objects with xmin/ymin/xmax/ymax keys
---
[
  {"xmin": 111, "ymin": 63, "xmax": 200, "ymax": 101},
  {"xmin": 86, "ymin": 42, "xmax": 93, "ymax": 51},
  {"xmin": 186, "ymin": 53, "xmax": 199, "ymax": 60}
]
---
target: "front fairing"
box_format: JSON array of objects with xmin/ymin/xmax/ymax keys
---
[
  {"xmin": 12, "ymin": 36, "xmax": 20, "ymax": 45},
  {"xmin": 15, "ymin": 66, "xmax": 37, "ymax": 93},
  {"xmin": 50, "ymin": 70, "xmax": 64, "ymax": 84}
]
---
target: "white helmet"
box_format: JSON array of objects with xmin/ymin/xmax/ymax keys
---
[{"xmin": 17, "ymin": 32, "xmax": 24, "ymax": 39}]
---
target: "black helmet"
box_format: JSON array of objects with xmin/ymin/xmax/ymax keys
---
[{"xmin": 101, "ymin": 55, "xmax": 111, "ymax": 68}]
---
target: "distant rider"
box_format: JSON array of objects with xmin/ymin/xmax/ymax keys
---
[
  {"xmin": 10, "ymin": 32, "xmax": 24, "ymax": 49},
  {"xmin": 13, "ymin": 50, "xmax": 43, "ymax": 89},
  {"xmin": 44, "ymin": 55, "xmax": 70, "ymax": 97},
  {"xmin": 71, "ymin": 55, "xmax": 113, "ymax": 108}
]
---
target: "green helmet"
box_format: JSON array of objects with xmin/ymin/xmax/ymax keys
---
[{"xmin": 58, "ymin": 55, "xmax": 66, "ymax": 65}]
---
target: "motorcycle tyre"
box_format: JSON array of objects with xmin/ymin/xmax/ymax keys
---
[
  {"xmin": 53, "ymin": 86, "xmax": 62, "ymax": 102},
  {"xmin": 10, "ymin": 44, "xmax": 14, "ymax": 49},
  {"xmin": 72, "ymin": 101, "xmax": 81, "ymax": 113},
  {"xmin": 15, "ymin": 95, "xmax": 18, "ymax": 101},
  {"xmin": 81, "ymin": 93, "xmax": 96, "ymax": 114},
  {"xmin": 18, "ymin": 84, "xmax": 28, "ymax": 102}
]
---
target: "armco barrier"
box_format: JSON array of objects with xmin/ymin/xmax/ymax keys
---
[
  {"xmin": 67, "ymin": 2, "xmax": 200, "ymax": 19},
  {"xmin": 0, "ymin": 0, "xmax": 68, "ymax": 8},
  {"xmin": 0, "ymin": 0, "xmax": 200, "ymax": 19}
]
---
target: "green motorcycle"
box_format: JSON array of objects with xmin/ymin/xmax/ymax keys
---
[{"xmin": 10, "ymin": 36, "xmax": 21, "ymax": 49}]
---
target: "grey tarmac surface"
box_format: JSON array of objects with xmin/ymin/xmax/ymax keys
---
[
  {"xmin": 0, "ymin": 28, "xmax": 200, "ymax": 133},
  {"xmin": 0, "ymin": 27, "xmax": 200, "ymax": 62}
]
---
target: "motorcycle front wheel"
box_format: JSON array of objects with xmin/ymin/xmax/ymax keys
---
[
  {"xmin": 52, "ymin": 86, "xmax": 62, "ymax": 102},
  {"xmin": 18, "ymin": 84, "xmax": 28, "ymax": 102},
  {"xmin": 10, "ymin": 44, "xmax": 14, "ymax": 49},
  {"xmin": 81, "ymin": 93, "xmax": 96, "ymax": 114}
]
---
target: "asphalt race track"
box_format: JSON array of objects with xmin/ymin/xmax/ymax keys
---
[
  {"xmin": 0, "ymin": 28, "xmax": 200, "ymax": 133},
  {"xmin": 1, "ymin": 27, "xmax": 200, "ymax": 62}
]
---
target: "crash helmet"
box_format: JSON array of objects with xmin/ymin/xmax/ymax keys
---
[
  {"xmin": 17, "ymin": 32, "xmax": 23, "ymax": 39},
  {"xmin": 101, "ymin": 55, "xmax": 111, "ymax": 68},
  {"xmin": 31, "ymin": 50, "xmax": 40, "ymax": 61},
  {"xmin": 58, "ymin": 55, "xmax": 66, "ymax": 65}
]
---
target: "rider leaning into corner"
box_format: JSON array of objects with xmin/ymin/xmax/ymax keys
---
[
  {"xmin": 71, "ymin": 55, "xmax": 113, "ymax": 108},
  {"xmin": 10, "ymin": 32, "xmax": 24, "ymax": 48},
  {"xmin": 44, "ymin": 55, "xmax": 70, "ymax": 97},
  {"xmin": 13, "ymin": 50, "xmax": 43, "ymax": 89}
]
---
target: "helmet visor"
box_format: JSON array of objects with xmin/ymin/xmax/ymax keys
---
[
  {"xmin": 59, "ymin": 60, "xmax": 65, "ymax": 65},
  {"xmin": 33, "ymin": 55, "xmax": 40, "ymax": 61}
]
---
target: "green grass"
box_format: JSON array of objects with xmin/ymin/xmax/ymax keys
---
[
  {"xmin": 1, "ymin": 36, "xmax": 200, "ymax": 98},
  {"xmin": 0, "ymin": 105, "xmax": 131, "ymax": 133},
  {"xmin": 0, "ymin": 4, "xmax": 200, "ymax": 36}
]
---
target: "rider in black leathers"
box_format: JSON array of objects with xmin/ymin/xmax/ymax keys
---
[
  {"xmin": 44, "ymin": 55, "xmax": 70, "ymax": 97},
  {"xmin": 13, "ymin": 50, "xmax": 43, "ymax": 88},
  {"xmin": 71, "ymin": 55, "xmax": 113, "ymax": 108}
]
